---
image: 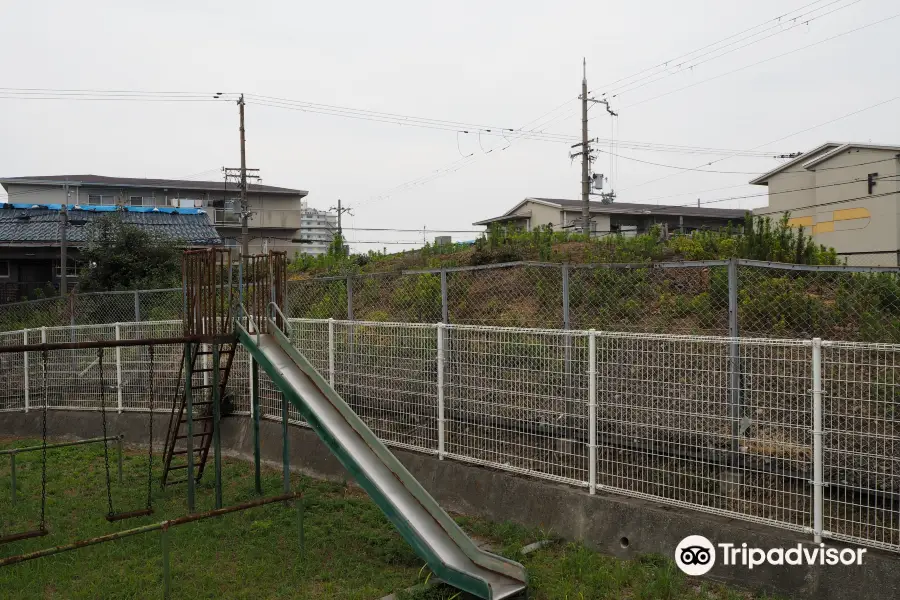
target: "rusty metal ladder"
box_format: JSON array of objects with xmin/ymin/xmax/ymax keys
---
[{"xmin": 160, "ymin": 340, "xmax": 237, "ymax": 488}]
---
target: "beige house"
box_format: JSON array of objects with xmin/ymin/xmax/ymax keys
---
[
  {"xmin": 474, "ymin": 198, "xmax": 745, "ymax": 236},
  {"xmin": 751, "ymin": 143, "xmax": 900, "ymax": 264}
]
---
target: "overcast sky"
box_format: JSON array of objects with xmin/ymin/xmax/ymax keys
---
[{"xmin": 1, "ymin": 0, "xmax": 898, "ymax": 250}]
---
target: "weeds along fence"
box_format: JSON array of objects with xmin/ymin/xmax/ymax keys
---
[{"xmin": 1, "ymin": 318, "xmax": 898, "ymax": 555}]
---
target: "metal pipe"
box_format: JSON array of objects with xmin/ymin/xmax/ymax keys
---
[
  {"xmin": 117, "ymin": 435, "xmax": 124, "ymax": 485},
  {"xmin": 812, "ymin": 337, "xmax": 824, "ymax": 544},
  {"xmin": 328, "ymin": 318, "xmax": 335, "ymax": 387},
  {"xmin": 184, "ymin": 343, "xmax": 195, "ymax": 513},
  {"xmin": 0, "ymin": 335, "xmax": 234, "ymax": 355},
  {"xmin": 281, "ymin": 389, "xmax": 290, "ymax": 498},
  {"xmin": 588, "ymin": 329, "xmax": 597, "ymax": 495},
  {"xmin": 10, "ymin": 452, "xmax": 16, "ymax": 505},
  {"xmin": 161, "ymin": 526, "xmax": 171, "ymax": 600},
  {"xmin": 437, "ymin": 323, "xmax": 445, "ymax": 460},
  {"xmin": 212, "ymin": 344, "xmax": 223, "ymax": 509},
  {"xmin": 0, "ymin": 435, "xmax": 122, "ymax": 456},
  {"xmin": 251, "ymin": 359, "xmax": 262, "ymax": 495},
  {"xmin": 0, "ymin": 492, "xmax": 300, "ymax": 568}
]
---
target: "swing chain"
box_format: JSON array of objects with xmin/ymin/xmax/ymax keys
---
[
  {"xmin": 39, "ymin": 349, "xmax": 48, "ymax": 531},
  {"xmin": 97, "ymin": 347, "xmax": 114, "ymax": 518},
  {"xmin": 146, "ymin": 345, "xmax": 154, "ymax": 511}
]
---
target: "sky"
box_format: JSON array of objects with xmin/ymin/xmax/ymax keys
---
[{"xmin": 1, "ymin": 0, "xmax": 898, "ymax": 251}]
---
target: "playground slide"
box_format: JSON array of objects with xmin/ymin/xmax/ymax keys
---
[{"xmin": 236, "ymin": 321, "xmax": 528, "ymax": 600}]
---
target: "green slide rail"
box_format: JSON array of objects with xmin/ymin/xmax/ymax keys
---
[{"xmin": 235, "ymin": 310, "xmax": 527, "ymax": 600}]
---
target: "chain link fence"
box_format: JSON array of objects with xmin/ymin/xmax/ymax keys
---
[{"xmin": 2, "ymin": 259, "xmax": 900, "ymax": 345}]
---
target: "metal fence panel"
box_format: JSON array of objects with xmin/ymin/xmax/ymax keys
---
[
  {"xmin": 0, "ymin": 329, "xmax": 26, "ymax": 411},
  {"xmin": 593, "ymin": 332, "xmax": 812, "ymax": 531},
  {"xmin": 333, "ymin": 321, "xmax": 438, "ymax": 453},
  {"xmin": 444, "ymin": 325, "xmax": 590, "ymax": 485},
  {"xmin": 822, "ymin": 341, "xmax": 900, "ymax": 553}
]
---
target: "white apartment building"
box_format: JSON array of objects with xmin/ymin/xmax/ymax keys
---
[{"xmin": 298, "ymin": 208, "xmax": 338, "ymax": 256}]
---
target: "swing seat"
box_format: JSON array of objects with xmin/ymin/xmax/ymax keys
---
[
  {"xmin": 105, "ymin": 508, "xmax": 154, "ymax": 522},
  {"xmin": 0, "ymin": 528, "xmax": 48, "ymax": 545}
]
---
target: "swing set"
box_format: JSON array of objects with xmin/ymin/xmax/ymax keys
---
[{"xmin": 0, "ymin": 249, "xmax": 301, "ymax": 584}]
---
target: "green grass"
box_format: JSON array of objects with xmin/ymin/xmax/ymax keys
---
[{"xmin": 1, "ymin": 439, "xmax": 782, "ymax": 599}]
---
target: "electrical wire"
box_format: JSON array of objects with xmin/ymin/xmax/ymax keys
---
[
  {"xmin": 621, "ymin": 95, "xmax": 900, "ymax": 192},
  {"xmin": 619, "ymin": 11, "xmax": 900, "ymax": 110},
  {"xmin": 590, "ymin": 0, "xmax": 836, "ymax": 94},
  {"xmin": 600, "ymin": 0, "xmax": 861, "ymax": 100},
  {"xmin": 641, "ymin": 172, "xmax": 898, "ymax": 213}
]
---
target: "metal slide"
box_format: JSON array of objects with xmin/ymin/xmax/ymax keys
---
[{"xmin": 236, "ymin": 318, "xmax": 528, "ymax": 600}]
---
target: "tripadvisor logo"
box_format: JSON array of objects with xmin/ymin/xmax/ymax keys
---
[{"xmin": 675, "ymin": 535, "xmax": 867, "ymax": 576}]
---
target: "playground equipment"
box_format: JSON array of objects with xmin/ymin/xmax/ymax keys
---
[
  {"xmin": 236, "ymin": 253, "xmax": 528, "ymax": 600},
  {"xmin": 0, "ymin": 248, "xmax": 528, "ymax": 600}
]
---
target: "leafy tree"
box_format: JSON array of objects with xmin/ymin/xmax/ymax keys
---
[{"xmin": 77, "ymin": 214, "xmax": 183, "ymax": 291}]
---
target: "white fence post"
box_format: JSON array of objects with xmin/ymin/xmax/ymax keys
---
[
  {"xmin": 437, "ymin": 322, "xmax": 445, "ymax": 460},
  {"xmin": 40, "ymin": 327, "xmax": 46, "ymax": 409},
  {"xmin": 588, "ymin": 329, "xmax": 597, "ymax": 494},
  {"xmin": 23, "ymin": 329, "xmax": 29, "ymax": 413},
  {"xmin": 812, "ymin": 337, "xmax": 824, "ymax": 544},
  {"xmin": 115, "ymin": 323, "xmax": 123, "ymax": 413},
  {"xmin": 328, "ymin": 318, "xmax": 335, "ymax": 387}
]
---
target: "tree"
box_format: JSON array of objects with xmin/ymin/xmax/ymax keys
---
[{"xmin": 77, "ymin": 214, "xmax": 184, "ymax": 291}]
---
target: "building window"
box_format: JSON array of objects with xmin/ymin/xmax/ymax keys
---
[
  {"xmin": 88, "ymin": 194, "xmax": 116, "ymax": 206},
  {"xmin": 0, "ymin": 261, "xmax": 9, "ymax": 278},
  {"xmin": 54, "ymin": 259, "xmax": 79, "ymax": 278},
  {"xmin": 130, "ymin": 196, "xmax": 146, "ymax": 206}
]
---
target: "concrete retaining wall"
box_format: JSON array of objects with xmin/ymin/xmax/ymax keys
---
[{"xmin": 2, "ymin": 410, "xmax": 898, "ymax": 600}]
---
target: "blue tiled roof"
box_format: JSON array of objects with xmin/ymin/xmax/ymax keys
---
[{"xmin": 0, "ymin": 204, "xmax": 221, "ymax": 246}]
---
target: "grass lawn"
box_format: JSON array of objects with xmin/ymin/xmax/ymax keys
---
[{"xmin": 0, "ymin": 438, "xmax": 783, "ymax": 599}]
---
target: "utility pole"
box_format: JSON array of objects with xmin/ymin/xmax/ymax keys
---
[
  {"xmin": 580, "ymin": 60, "xmax": 590, "ymax": 236},
  {"xmin": 238, "ymin": 94, "xmax": 249, "ymax": 257},
  {"xmin": 571, "ymin": 60, "xmax": 617, "ymax": 236},
  {"xmin": 223, "ymin": 165, "xmax": 260, "ymax": 252},
  {"xmin": 329, "ymin": 199, "xmax": 353, "ymax": 256},
  {"xmin": 329, "ymin": 199, "xmax": 353, "ymax": 237},
  {"xmin": 59, "ymin": 183, "xmax": 68, "ymax": 296}
]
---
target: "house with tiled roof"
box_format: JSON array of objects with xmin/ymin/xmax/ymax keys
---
[{"xmin": 0, "ymin": 203, "xmax": 220, "ymax": 301}]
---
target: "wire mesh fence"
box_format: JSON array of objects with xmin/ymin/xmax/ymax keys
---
[
  {"xmin": 0, "ymin": 317, "xmax": 898, "ymax": 554},
  {"xmin": 2, "ymin": 259, "xmax": 900, "ymax": 346},
  {"xmin": 821, "ymin": 341, "xmax": 900, "ymax": 553}
]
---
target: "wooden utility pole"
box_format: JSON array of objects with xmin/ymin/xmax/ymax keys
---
[{"xmin": 238, "ymin": 94, "xmax": 249, "ymax": 257}]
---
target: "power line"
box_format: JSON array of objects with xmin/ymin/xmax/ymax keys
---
[
  {"xmin": 621, "ymin": 95, "xmax": 900, "ymax": 192},
  {"xmin": 600, "ymin": 0, "xmax": 861, "ymax": 100},
  {"xmin": 590, "ymin": 0, "xmax": 836, "ymax": 94},
  {"xmin": 618, "ymin": 11, "xmax": 900, "ymax": 110}
]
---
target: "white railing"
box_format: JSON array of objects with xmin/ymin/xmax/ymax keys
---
[{"xmin": 1, "ymin": 318, "xmax": 898, "ymax": 555}]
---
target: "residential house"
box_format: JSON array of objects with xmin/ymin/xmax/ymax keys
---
[
  {"xmin": 0, "ymin": 174, "xmax": 310, "ymax": 255},
  {"xmin": 473, "ymin": 198, "xmax": 745, "ymax": 235},
  {"xmin": 750, "ymin": 142, "xmax": 900, "ymax": 265},
  {"xmin": 0, "ymin": 204, "xmax": 220, "ymax": 302}
]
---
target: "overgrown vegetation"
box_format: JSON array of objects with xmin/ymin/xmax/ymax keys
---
[
  {"xmin": 0, "ymin": 439, "xmax": 779, "ymax": 600},
  {"xmin": 287, "ymin": 213, "xmax": 838, "ymax": 278},
  {"xmin": 77, "ymin": 214, "xmax": 183, "ymax": 292}
]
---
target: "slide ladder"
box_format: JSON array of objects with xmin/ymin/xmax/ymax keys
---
[{"xmin": 236, "ymin": 314, "xmax": 527, "ymax": 600}]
